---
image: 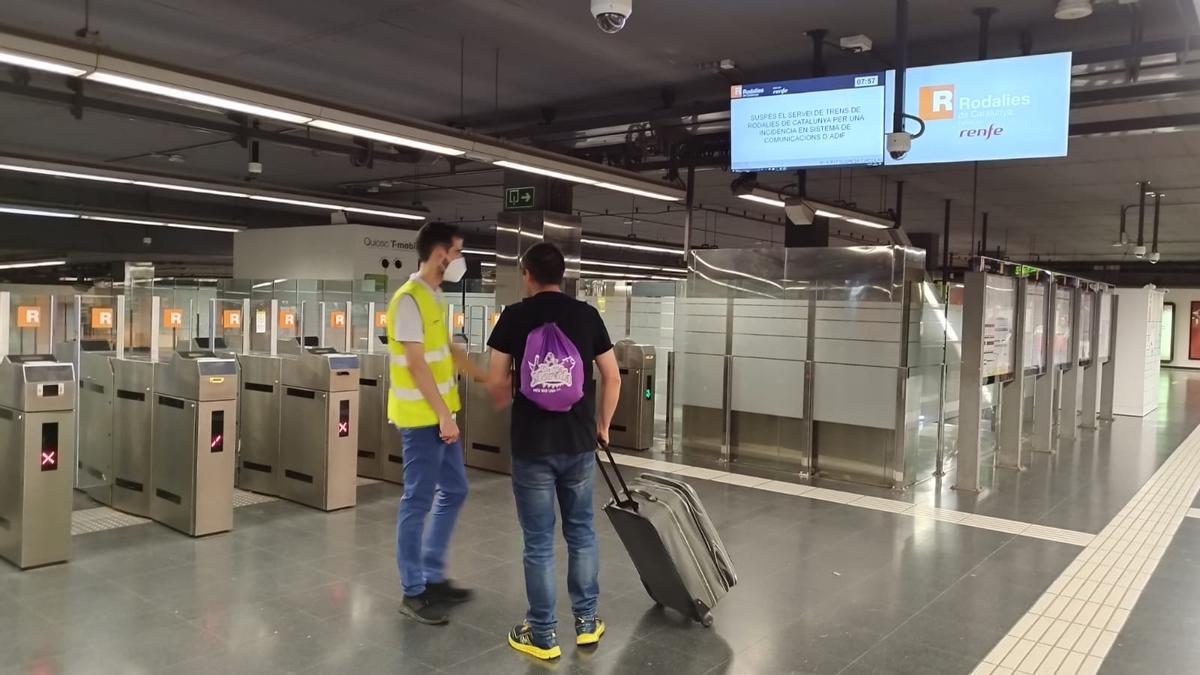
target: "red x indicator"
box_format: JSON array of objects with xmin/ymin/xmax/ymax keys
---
[{"xmin": 40, "ymin": 450, "xmax": 58, "ymax": 470}]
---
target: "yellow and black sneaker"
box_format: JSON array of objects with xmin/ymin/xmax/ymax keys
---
[
  {"xmin": 575, "ymin": 616, "xmax": 606, "ymax": 646},
  {"xmin": 508, "ymin": 622, "xmax": 561, "ymax": 660}
]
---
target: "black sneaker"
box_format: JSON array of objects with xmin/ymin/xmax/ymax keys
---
[
  {"xmin": 575, "ymin": 616, "xmax": 606, "ymax": 646},
  {"xmin": 507, "ymin": 622, "xmax": 561, "ymax": 660},
  {"xmin": 426, "ymin": 580, "xmax": 474, "ymax": 604},
  {"xmin": 398, "ymin": 592, "xmax": 448, "ymax": 625}
]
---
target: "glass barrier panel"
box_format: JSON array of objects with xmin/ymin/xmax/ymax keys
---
[{"xmin": 63, "ymin": 294, "xmax": 119, "ymax": 491}]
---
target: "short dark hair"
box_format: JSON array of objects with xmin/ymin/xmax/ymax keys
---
[
  {"xmin": 415, "ymin": 221, "xmax": 460, "ymax": 262},
  {"xmin": 521, "ymin": 242, "xmax": 566, "ymax": 286}
]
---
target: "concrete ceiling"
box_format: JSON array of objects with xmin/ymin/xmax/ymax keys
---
[{"xmin": 0, "ymin": 0, "xmax": 1197, "ymax": 274}]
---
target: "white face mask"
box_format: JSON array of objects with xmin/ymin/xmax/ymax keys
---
[{"xmin": 443, "ymin": 256, "xmax": 467, "ymax": 283}]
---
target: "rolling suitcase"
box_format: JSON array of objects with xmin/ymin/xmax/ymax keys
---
[{"xmin": 597, "ymin": 444, "xmax": 737, "ymax": 626}]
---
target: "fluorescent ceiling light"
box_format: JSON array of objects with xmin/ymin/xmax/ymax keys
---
[
  {"xmin": 248, "ymin": 195, "xmax": 342, "ymax": 210},
  {"xmin": 480, "ymin": 261, "xmax": 497, "ymax": 268},
  {"xmin": 493, "ymin": 160, "xmax": 596, "ymax": 185},
  {"xmin": 0, "ymin": 259, "xmax": 67, "ymax": 270},
  {"xmin": 252, "ymin": 278, "xmax": 289, "ymax": 289},
  {"xmin": 0, "ymin": 205, "xmax": 77, "ymax": 218},
  {"xmin": 309, "ymin": 119, "xmax": 465, "ymax": 157},
  {"xmin": 462, "ymin": 248, "xmax": 495, "ymax": 256},
  {"xmin": 131, "ymin": 180, "xmax": 248, "ymax": 198},
  {"xmin": 81, "ymin": 214, "xmax": 241, "ymax": 232},
  {"xmin": 0, "ymin": 49, "xmax": 88, "ymax": 77},
  {"xmin": 581, "ymin": 238, "xmax": 684, "ymax": 255},
  {"xmin": 814, "ymin": 209, "xmax": 841, "ymax": 219},
  {"xmin": 739, "ymin": 193, "xmax": 787, "ymax": 208},
  {"xmin": 343, "ymin": 206, "xmax": 425, "ymax": 221},
  {"xmin": 86, "ymin": 71, "xmax": 313, "ymax": 125},
  {"xmin": 83, "ymin": 215, "xmax": 169, "ymax": 227},
  {"xmin": 593, "ymin": 182, "xmax": 681, "ymax": 202},
  {"xmin": 163, "ymin": 222, "xmax": 242, "ymax": 233},
  {"xmin": 845, "ymin": 217, "xmax": 890, "ymax": 230},
  {"xmin": 0, "ymin": 163, "xmax": 133, "ymax": 184}
]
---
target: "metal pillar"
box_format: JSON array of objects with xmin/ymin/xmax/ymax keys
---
[
  {"xmin": 1080, "ymin": 290, "xmax": 1102, "ymax": 429},
  {"xmin": 1099, "ymin": 294, "xmax": 1119, "ymax": 421},
  {"xmin": 955, "ymin": 271, "xmax": 987, "ymax": 492},
  {"xmin": 997, "ymin": 277, "xmax": 1027, "ymax": 470},
  {"xmin": 1032, "ymin": 279, "xmax": 1057, "ymax": 454},
  {"xmin": 1060, "ymin": 285, "xmax": 1083, "ymax": 441}
]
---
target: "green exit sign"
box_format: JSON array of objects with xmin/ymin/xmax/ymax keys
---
[{"xmin": 505, "ymin": 186, "xmax": 536, "ymax": 210}]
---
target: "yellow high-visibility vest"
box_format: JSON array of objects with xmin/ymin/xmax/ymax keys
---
[{"xmin": 385, "ymin": 278, "xmax": 460, "ymax": 428}]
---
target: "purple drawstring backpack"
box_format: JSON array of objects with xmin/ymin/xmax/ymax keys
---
[{"xmin": 520, "ymin": 322, "xmax": 584, "ymax": 412}]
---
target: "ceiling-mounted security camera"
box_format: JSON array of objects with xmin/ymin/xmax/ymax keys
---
[
  {"xmin": 1133, "ymin": 245, "xmax": 1147, "ymax": 258},
  {"xmin": 591, "ymin": 0, "xmax": 632, "ymax": 34},
  {"xmin": 1149, "ymin": 251, "xmax": 1161, "ymax": 264},
  {"xmin": 886, "ymin": 132, "xmax": 912, "ymax": 161}
]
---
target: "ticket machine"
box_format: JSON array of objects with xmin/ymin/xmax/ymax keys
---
[
  {"xmin": 0, "ymin": 354, "xmax": 76, "ymax": 568},
  {"xmin": 277, "ymin": 338, "xmax": 360, "ymax": 511},
  {"xmin": 150, "ymin": 350, "xmax": 238, "ymax": 536}
]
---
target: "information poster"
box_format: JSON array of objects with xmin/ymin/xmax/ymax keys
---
[
  {"xmin": 1098, "ymin": 292, "xmax": 1113, "ymax": 361},
  {"xmin": 1161, "ymin": 302, "xmax": 1175, "ymax": 363},
  {"xmin": 1024, "ymin": 284, "xmax": 1046, "ymax": 371},
  {"xmin": 1079, "ymin": 291, "xmax": 1095, "ymax": 361},
  {"xmin": 1054, "ymin": 289, "xmax": 1073, "ymax": 366},
  {"xmin": 982, "ymin": 275, "xmax": 1016, "ymax": 378},
  {"xmin": 730, "ymin": 73, "xmax": 887, "ymax": 171},
  {"xmin": 1189, "ymin": 302, "xmax": 1200, "ymax": 361}
]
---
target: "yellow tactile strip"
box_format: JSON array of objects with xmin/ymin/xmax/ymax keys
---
[{"xmin": 973, "ymin": 422, "xmax": 1200, "ymax": 675}]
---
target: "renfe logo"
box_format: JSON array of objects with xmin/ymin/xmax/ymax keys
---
[{"xmin": 919, "ymin": 84, "xmax": 956, "ymax": 120}]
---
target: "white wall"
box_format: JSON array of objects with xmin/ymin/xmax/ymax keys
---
[
  {"xmin": 1162, "ymin": 288, "xmax": 1200, "ymax": 369},
  {"xmin": 233, "ymin": 224, "xmax": 418, "ymax": 282},
  {"xmin": 1112, "ymin": 288, "xmax": 1164, "ymax": 417}
]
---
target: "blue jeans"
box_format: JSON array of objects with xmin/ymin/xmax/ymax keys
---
[
  {"xmin": 512, "ymin": 453, "xmax": 599, "ymax": 637},
  {"xmin": 396, "ymin": 425, "xmax": 468, "ymax": 597}
]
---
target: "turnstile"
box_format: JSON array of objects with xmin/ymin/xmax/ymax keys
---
[
  {"xmin": 278, "ymin": 340, "xmax": 360, "ymax": 511},
  {"xmin": 0, "ymin": 355, "xmax": 76, "ymax": 569},
  {"xmin": 150, "ymin": 350, "xmax": 238, "ymax": 536},
  {"xmin": 356, "ymin": 350, "xmax": 403, "ymax": 483},
  {"xmin": 110, "ymin": 355, "xmax": 155, "ymax": 517},
  {"xmin": 235, "ymin": 353, "xmax": 283, "ymax": 495},
  {"xmin": 607, "ymin": 340, "xmax": 656, "ymax": 451},
  {"xmin": 462, "ymin": 351, "xmax": 511, "ymax": 474}
]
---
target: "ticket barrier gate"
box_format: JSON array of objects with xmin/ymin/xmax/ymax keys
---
[
  {"xmin": 150, "ymin": 350, "xmax": 237, "ymax": 536},
  {"xmin": 0, "ymin": 355, "xmax": 76, "ymax": 569},
  {"xmin": 277, "ymin": 339, "xmax": 360, "ymax": 511},
  {"xmin": 461, "ymin": 351, "xmax": 511, "ymax": 474},
  {"xmin": 606, "ymin": 340, "xmax": 657, "ymax": 451},
  {"xmin": 356, "ymin": 345, "xmax": 403, "ymax": 484},
  {"xmin": 110, "ymin": 354, "xmax": 155, "ymax": 517},
  {"xmin": 236, "ymin": 352, "xmax": 283, "ymax": 495}
]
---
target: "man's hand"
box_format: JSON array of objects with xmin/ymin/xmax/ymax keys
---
[
  {"xmin": 597, "ymin": 425, "xmax": 610, "ymax": 446},
  {"xmin": 438, "ymin": 414, "xmax": 460, "ymax": 444}
]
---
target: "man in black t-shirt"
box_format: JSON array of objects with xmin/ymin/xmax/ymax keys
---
[{"xmin": 486, "ymin": 242, "xmax": 620, "ymax": 661}]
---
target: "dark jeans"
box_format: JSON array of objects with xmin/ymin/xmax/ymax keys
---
[
  {"xmin": 396, "ymin": 425, "xmax": 468, "ymax": 597},
  {"xmin": 511, "ymin": 452, "xmax": 600, "ymax": 637}
]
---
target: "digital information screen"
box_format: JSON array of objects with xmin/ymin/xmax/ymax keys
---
[
  {"xmin": 884, "ymin": 52, "xmax": 1072, "ymax": 166},
  {"xmin": 730, "ymin": 52, "xmax": 1071, "ymax": 170},
  {"xmin": 730, "ymin": 73, "xmax": 886, "ymax": 171}
]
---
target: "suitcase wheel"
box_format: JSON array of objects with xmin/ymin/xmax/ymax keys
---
[{"xmin": 701, "ymin": 612, "xmax": 714, "ymax": 628}]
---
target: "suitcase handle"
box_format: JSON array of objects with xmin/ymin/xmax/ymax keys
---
[{"xmin": 595, "ymin": 440, "xmax": 636, "ymax": 510}]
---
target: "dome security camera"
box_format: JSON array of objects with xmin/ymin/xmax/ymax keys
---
[
  {"xmin": 591, "ymin": 0, "xmax": 632, "ymax": 34},
  {"xmin": 1133, "ymin": 245, "xmax": 1147, "ymax": 259},
  {"xmin": 1149, "ymin": 251, "xmax": 1161, "ymax": 264}
]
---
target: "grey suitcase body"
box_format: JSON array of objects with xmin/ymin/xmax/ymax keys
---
[{"xmin": 598, "ymin": 447, "xmax": 737, "ymax": 625}]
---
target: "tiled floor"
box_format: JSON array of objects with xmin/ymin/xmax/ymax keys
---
[{"xmin": 2, "ymin": 371, "xmax": 1199, "ymax": 674}]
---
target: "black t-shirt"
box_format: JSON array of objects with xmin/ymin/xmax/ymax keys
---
[{"xmin": 487, "ymin": 292, "xmax": 613, "ymax": 458}]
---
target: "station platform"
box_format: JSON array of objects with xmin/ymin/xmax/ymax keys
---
[{"xmin": 2, "ymin": 371, "xmax": 1200, "ymax": 674}]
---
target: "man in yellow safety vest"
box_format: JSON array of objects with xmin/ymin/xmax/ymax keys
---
[{"xmin": 388, "ymin": 221, "xmax": 480, "ymax": 625}]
